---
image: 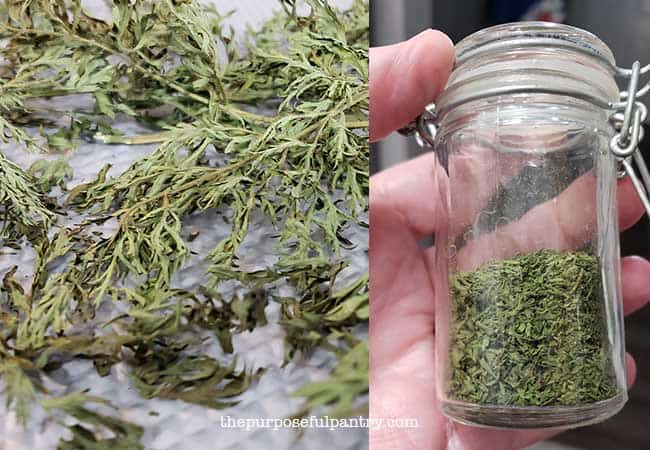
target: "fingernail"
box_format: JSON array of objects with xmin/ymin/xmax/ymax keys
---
[
  {"xmin": 439, "ymin": 30, "xmax": 454, "ymax": 48},
  {"xmin": 414, "ymin": 29, "xmax": 454, "ymax": 48}
]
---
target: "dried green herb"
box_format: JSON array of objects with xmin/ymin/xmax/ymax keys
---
[
  {"xmin": 41, "ymin": 393, "xmax": 145, "ymax": 450},
  {"xmin": 130, "ymin": 352, "xmax": 264, "ymax": 409},
  {"xmin": 292, "ymin": 340, "xmax": 368, "ymax": 418},
  {"xmin": 0, "ymin": 152, "xmax": 54, "ymax": 244},
  {"xmin": 449, "ymin": 250, "xmax": 617, "ymax": 407},
  {"xmin": 0, "ymin": 355, "xmax": 39, "ymax": 425},
  {"xmin": 280, "ymin": 263, "xmax": 368, "ymax": 362},
  {"xmin": 0, "ymin": 0, "xmax": 368, "ymax": 446},
  {"xmin": 28, "ymin": 158, "xmax": 73, "ymax": 194}
]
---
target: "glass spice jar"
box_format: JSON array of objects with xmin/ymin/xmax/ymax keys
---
[{"xmin": 402, "ymin": 22, "xmax": 650, "ymax": 428}]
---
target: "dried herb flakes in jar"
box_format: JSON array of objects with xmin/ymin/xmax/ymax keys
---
[{"xmin": 448, "ymin": 250, "xmax": 617, "ymax": 407}]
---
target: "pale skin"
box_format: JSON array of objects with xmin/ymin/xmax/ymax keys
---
[{"xmin": 370, "ymin": 30, "xmax": 650, "ymax": 450}]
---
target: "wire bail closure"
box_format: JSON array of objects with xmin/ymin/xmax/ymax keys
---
[
  {"xmin": 610, "ymin": 61, "xmax": 650, "ymax": 218},
  {"xmin": 398, "ymin": 103, "xmax": 437, "ymax": 147}
]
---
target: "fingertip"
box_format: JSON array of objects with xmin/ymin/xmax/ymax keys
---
[
  {"xmin": 618, "ymin": 176, "xmax": 644, "ymax": 231},
  {"xmin": 409, "ymin": 29, "xmax": 455, "ymax": 99},
  {"xmin": 621, "ymin": 255, "xmax": 650, "ymax": 315},
  {"xmin": 370, "ymin": 29, "xmax": 455, "ymax": 142},
  {"xmin": 370, "ymin": 152, "xmax": 445, "ymax": 238},
  {"xmin": 411, "ymin": 29, "xmax": 454, "ymax": 62},
  {"xmin": 415, "ymin": 29, "xmax": 455, "ymax": 65},
  {"xmin": 626, "ymin": 353, "xmax": 636, "ymax": 388}
]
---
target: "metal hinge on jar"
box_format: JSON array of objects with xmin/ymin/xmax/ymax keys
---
[
  {"xmin": 610, "ymin": 61, "xmax": 650, "ymax": 218},
  {"xmin": 398, "ymin": 103, "xmax": 438, "ymax": 148}
]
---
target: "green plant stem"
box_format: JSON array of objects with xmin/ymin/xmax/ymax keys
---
[{"xmin": 94, "ymin": 132, "xmax": 175, "ymax": 145}]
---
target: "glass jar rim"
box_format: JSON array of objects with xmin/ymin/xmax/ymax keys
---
[
  {"xmin": 436, "ymin": 22, "xmax": 620, "ymax": 115},
  {"xmin": 454, "ymin": 21, "xmax": 616, "ymax": 71}
]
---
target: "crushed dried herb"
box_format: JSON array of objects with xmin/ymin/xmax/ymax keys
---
[{"xmin": 448, "ymin": 249, "xmax": 618, "ymax": 407}]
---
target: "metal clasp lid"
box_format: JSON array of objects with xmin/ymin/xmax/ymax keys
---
[
  {"xmin": 610, "ymin": 61, "xmax": 650, "ymax": 218},
  {"xmin": 399, "ymin": 61, "xmax": 650, "ymax": 221}
]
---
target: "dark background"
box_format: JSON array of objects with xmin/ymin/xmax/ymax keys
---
[{"xmin": 370, "ymin": 1, "xmax": 650, "ymax": 449}]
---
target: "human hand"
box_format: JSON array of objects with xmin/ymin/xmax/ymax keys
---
[{"xmin": 369, "ymin": 29, "xmax": 650, "ymax": 450}]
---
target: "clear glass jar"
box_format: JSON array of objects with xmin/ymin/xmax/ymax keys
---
[{"xmin": 432, "ymin": 22, "xmax": 628, "ymax": 428}]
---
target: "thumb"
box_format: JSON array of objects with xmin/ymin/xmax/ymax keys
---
[{"xmin": 369, "ymin": 29, "xmax": 454, "ymax": 142}]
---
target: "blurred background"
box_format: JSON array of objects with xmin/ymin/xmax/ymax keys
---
[{"xmin": 370, "ymin": 1, "xmax": 650, "ymax": 449}]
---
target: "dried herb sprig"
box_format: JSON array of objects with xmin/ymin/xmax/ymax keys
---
[
  {"xmin": 0, "ymin": 0, "xmax": 368, "ymax": 446},
  {"xmin": 0, "ymin": 152, "xmax": 54, "ymax": 244},
  {"xmin": 41, "ymin": 392, "xmax": 145, "ymax": 450},
  {"xmin": 293, "ymin": 340, "xmax": 369, "ymax": 418},
  {"xmin": 449, "ymin": 250, "xmax": 618, "ymax": 407},
  {"xmin": 280, "ymin": 261, "xmax": 368, "ymax": 362}
]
